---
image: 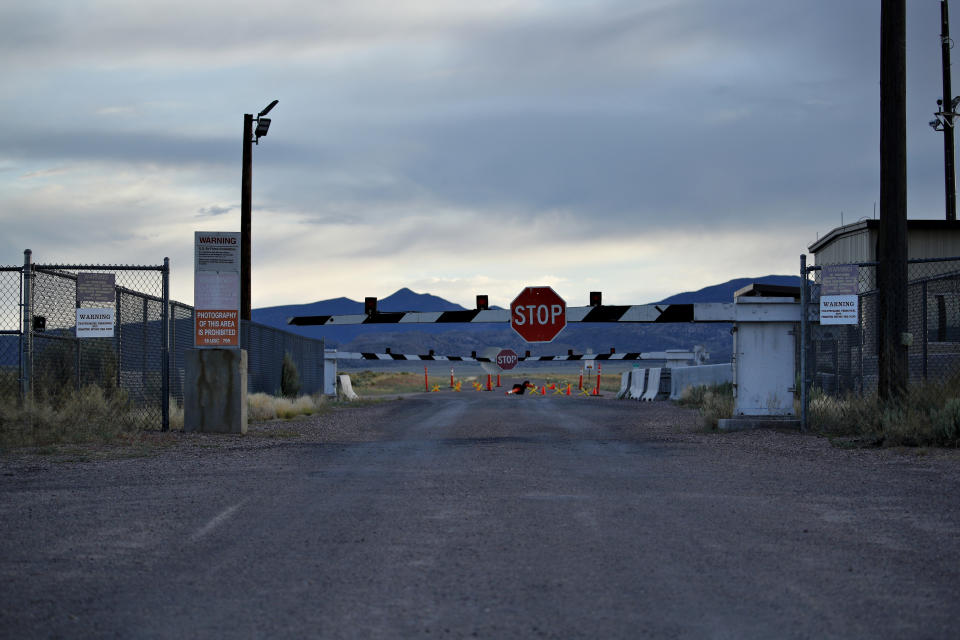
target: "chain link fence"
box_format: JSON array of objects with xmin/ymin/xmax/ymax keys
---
[
  {"xmin": 241, "ymin": 320, "xmax": 326, "ymax": 397},
  {"xmin": 167, "ymin": 302, "xmax": 326, "ymax": 405},
  {"xmin": 801, "ymin": 256, "xmax": 960, "ymax": 423},
  {"xmin": 4, "ymin": 251, "xmax": 328, "ymax": 437},
  {"xmin": 0, "ymin": 267, "xmax": 22, "ymax": 405},
  {"xmin": 18, "ymin": 253, "xmax": 171, "ymax": 431}
]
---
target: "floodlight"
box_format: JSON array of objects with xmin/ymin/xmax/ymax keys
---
[
  {"xmin": 254, "ymin": 118, "xmax": 271, "ymax": 140},
  {"xmin": 258, "ymin": 100, "xmax": 279, "ymax": 117}
]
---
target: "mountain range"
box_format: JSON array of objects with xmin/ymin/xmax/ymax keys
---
[{"xmin": 252, "ymin": 275, "xmax": 801, "ymax": 362}]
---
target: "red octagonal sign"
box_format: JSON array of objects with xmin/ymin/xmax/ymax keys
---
[
  {"xmin": 496, "ymin": 349, "xmax": 519, "ymax": 370},
  {"xmin": 510, "ymin": 286, "xmax": 567, "ymax": 343}
]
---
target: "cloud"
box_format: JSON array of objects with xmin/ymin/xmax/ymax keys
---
[
  {"xmin": 0, "ymin": 0, "xmax": 952, "ymax": 314},
  {"xmin": 197, "ymin": 204, "xmax": 234, "ymax": 217}
]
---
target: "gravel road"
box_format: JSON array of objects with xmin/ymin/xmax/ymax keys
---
[{"xmin": 1, "ymin": 393, "xmax": 959, "ymax": 639}]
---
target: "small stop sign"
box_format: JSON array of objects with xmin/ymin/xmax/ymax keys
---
[
  {"xmin": 510, "ymin": 286, "xmax": 567, "ymax": 343},
  {"xmin": 496, "ymin": 348, "xmax": 519, "ymax": 370}
]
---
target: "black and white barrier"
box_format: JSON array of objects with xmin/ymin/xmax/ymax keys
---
[
  {"xmin": 330, "ymin": 350, "xmax": 703, "ymax": 364},
  {"xmin": 289, "ymin": 302, "xmax": 800, "ymax": 327}
]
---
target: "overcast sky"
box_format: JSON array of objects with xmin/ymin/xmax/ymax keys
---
[{"xmin": 0, "ymin": 1, "xmax": 952, "ymax": 308}]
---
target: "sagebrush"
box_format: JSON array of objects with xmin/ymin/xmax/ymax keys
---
[
  {"xmin": 808, "ymin": 379, "xmax": 960, "ymax": 447},
  {"xmin": 0, "ymin": 385, "xmax": 146, "ymax": 448}
]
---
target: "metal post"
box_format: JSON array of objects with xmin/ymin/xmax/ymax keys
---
[
  {"xmin": 161, "ymin": 258, "xmax": 170, "ymax": 431},
  {"xmin": 76, "ymin": 292, "xmax": 82, "ymax": 392},
  {"xmin": 800, "ymin": 254, "xmax": 808, "ymax": 432},
  {"xmin": 142, "ymin": 296, "xmax": 148, "ymax": 398},
  {"xmin": 241, "ymin": 113, "xmax": 253, "ymax": 322},
  {"xmin": 20, "ymin": 249, "xmax": 32, "ymax": 402},
  {"xmin": 942, "ymin": 0, "xmax": 957, "ymax": 221},
  {"xmin": 116, "ymin": 290, "xmax": 122, "ymax": 390},
  {"xmin": 922, "ymin": 280, "xmax": 929, "ymax": 380}
]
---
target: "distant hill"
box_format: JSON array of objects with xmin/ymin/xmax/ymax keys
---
[
  {"xmin": 656, "ymin": 275, "xmax": 800, "ymax": 304},
  {"xmin": 251, "ymin": 276, "xmax": 801, "ymax": 361}
]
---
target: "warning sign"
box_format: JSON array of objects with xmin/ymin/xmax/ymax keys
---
[
  {"xmin": 820, "ymin": 264, "xmax": 859, "ymax": 326},
  {"xmin": 195, "ymin": 309, "xmax": 240, "ymax": 346},
  {"xmin": 76, "ymin": 308, "xmax": 115, "ymax": 338},
  {"xmin": 194, "ymin": 231, "xmax": 241, "ymax": 347}
]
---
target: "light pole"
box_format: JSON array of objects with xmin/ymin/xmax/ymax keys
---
[
  {"xmin": 241, "ymin": 99, "xmax": 278, "ymax": 321},
  {"xmin": 931, "ymin": 1, "xmax": 958, "ymax": 221}
]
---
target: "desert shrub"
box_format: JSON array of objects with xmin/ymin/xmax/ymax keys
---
[
  {"xmin": 248, "ymin": 392, "xmax": 324, "ymax": 422},
  {"xmin": 0, "ymin": 385, "xmax": 142, "ymax": 448},
  {"xmin": 676, "ymin": 382, "xmax": 734, "ymax": 429},
  {"xmin": 281, "ymin": 352, "xmax": 301, "ymax": 398},
  {"xmin": 700, "ymin": 388, "xmax": 735, "ymax": 429},
  {"xmin": 807, "ymin": 376, "xmax": 960, "ymax": 448},
  {"xmin": 931, "ymin": 398, "xmax": 960, "ymax": 447},
  {"xmin": 168, "ymin": 398, "xmax": 184, "ymax": 430}
]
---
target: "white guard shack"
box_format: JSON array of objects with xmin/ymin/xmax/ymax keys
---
[{"xmin": 728, "ymin": 284, "xmax": 800, "ymax": 420}]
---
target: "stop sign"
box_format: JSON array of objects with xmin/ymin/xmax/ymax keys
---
[
  {"xmin": 496, "ymin": 348, "xmax": 519, "ymax": 370},
  {"xmin": 510, "ymin": 286, "xmax": 567, "ymax": 343}
]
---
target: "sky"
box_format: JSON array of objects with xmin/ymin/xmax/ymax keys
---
[{"xmin": 0, "ymin": 1, "xmax": 954, "ymax": 309}]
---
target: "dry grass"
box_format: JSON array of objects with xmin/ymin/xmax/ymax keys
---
[
  {"xmin": 808, "ymin": 380, "xmax": 960, "ymax": 448},
  {"xmin": 349, "ymin": 371, "xmax": 429, "ymax": 395},
  {"xmin": 346, "ymin": 369, "xmax": 626, "ymax": 395},
  {"xmin": 540, "ymin": 372, "xmax": 622, "ymax": 393},
  {"xmin": 169, "ymin": 399, "xmax": 184, "ymax": 430},
  {"xmin": 676, "ymin": 382, "xmax": 735, "ymax": 430},
  {"xmin": 0, "ymin": 385, "xmax": 148, "ymax": 448},
  {"xmin": 248, "ymin": 392, "xmax": 327, "ymax": 422}
]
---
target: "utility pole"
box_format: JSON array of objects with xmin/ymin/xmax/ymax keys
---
[
  {"xmin": 239, "ymin": 100, "xmax": 277, "ymax": 322},
  {"xmin": 878, "ymin": 0, "xmax": 909, "ymax": 400},
  {"xmin": 241, "ymin": 113, "xmax": 253, "ymax": 321},
  {"xmin": 942, "ymin": 0, "xmax": 957, "ymax": 221}
]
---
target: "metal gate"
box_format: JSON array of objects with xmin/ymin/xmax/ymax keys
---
[{"xmin": 2, "ymin": 250, "xmax": 170, "ymax": 431}]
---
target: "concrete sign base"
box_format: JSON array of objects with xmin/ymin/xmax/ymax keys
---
[{"xmin": 184, "ymin": 348, "xmax": 248, "ymax": 434}]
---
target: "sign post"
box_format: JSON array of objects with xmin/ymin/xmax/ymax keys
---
[
  {"xmin": 194, "ymin": 232, "xmax": 241, "ymax": 347},
  {"xmin": 186, "ymin": 231, "xmax": 247, "ymax": 435},
  {"xmin": 510, "ymin": 286, "xmax": 567, "ymax": 343}
]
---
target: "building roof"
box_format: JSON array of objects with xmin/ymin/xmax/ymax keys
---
[
  {"xmin": 733, "ymin": 283, "xmax": 801, "ymax": 300},
  {"xmin": 807, "ymin": 219, "xmax": 960, "ymax": 254}
]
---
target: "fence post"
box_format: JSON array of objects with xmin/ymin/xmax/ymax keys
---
[
  {"xmin": 162, "ymin": 258, "xmax": 170, "ymax": 432},
  {"xmin": 20, "ymin": 249, "xmax": 33, "ymax": 402},
  {"xmin": 921, "ymin": 280, "xmax": 928, "ymax": 380},
  {"xmin": 140, "ymin": 297, "xmax": 150, "ymax": 401},
  {"xmin": 116, "ymin": 289, "xmax": 122, "ymax": 389},
  {"xmin": 800, "ymin": 254, "xmax": 808, "ymax": 432}
]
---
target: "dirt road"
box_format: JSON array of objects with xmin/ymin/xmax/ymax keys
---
[{"xmin": 1, "ymin": 394, "xmax": 958, "ymax": 638}]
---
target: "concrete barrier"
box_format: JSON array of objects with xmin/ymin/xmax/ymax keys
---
[
  {"xmin": 641, "ymin": 368, "xmax": 661, "ymax": 402},
  {"xmin": 669, "ymin": 363, "xmax": 733, "ymax": 400},
  {"xmin": 338, "ymin": 374, "xmax": 359, "ymax": 401},
  {"xmin": 616, "ymin": 371, "xmax": 631, "ymax": 399},
  {"xmin": 629, "ymin": 369, "xmax": 646, "ymax": 400}
]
